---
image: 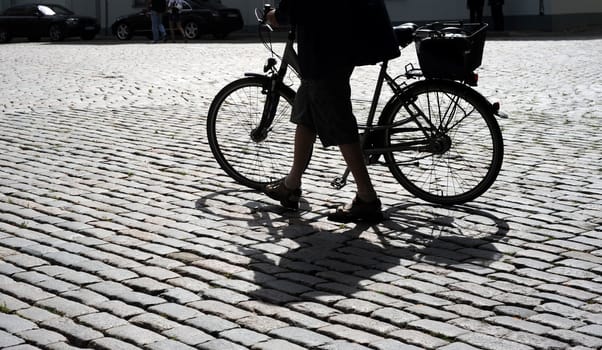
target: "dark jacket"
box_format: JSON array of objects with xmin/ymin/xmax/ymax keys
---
[
  {"xmin": 467, "ymin": 0, "xmax": 485, "ymax": 7},
  {"xmin": 150, "ymin": 0, "xmax": 167, "ymax": 12},
  {"xmin": 275, "ymin": 0, "xmax": 400, "ymax": 79}
]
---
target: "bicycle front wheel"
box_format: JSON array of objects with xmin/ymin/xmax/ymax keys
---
[
  {"xmin": 207, "ymin": 76, "xmax": 296, "ymax": 190},
  {"xmin": 383, "ymin": 79, "xmax": 503, "ymax": 205}
]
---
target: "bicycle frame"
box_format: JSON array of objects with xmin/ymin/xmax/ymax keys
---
[{"xmin": 252, "ymin": 18, "xmax": 501, "ymax": 191}]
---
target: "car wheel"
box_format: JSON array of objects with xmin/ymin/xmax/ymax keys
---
[
  {"xmin": 81, "ymin": 32, "xmax": 96, "ymax": 40},
  {"xmin": 49, "ymin": 24, "xmax": 64, "ymax": 41},
  {"xmin": 115, "ymin": 23, "xmax": 132, "ymax": 40},
  {"xmin": 183, "ymin": 21, "xmax": 200, "ymax": 40},
  {"xmin": 0, "ymin": 27, "xmax": 11, "ymax": 43}
]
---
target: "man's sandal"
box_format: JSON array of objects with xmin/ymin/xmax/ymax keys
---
[
  {"xmin": 328, "ymin": 196, "xmax": 383, "ymax": 223},
  {"xmin": 263, "ymin": 178, "xmax": 302, "ymax": 210}
]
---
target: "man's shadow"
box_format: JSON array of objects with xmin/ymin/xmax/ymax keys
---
[{"xmin": 193, "ymin": 189, "xmax": 509, "ymax": 308}]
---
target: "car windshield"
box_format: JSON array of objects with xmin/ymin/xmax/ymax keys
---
[{"xmin": 38, "ymin": 4, "xmax": 74, "ymax": 16}]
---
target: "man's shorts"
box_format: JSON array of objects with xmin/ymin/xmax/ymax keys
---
[{"xmin": 291, "ymin": 71, "xmax": 359, "ymax": 147}]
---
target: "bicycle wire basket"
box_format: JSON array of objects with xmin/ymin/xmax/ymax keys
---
[{"xmin": 414, "ymin": 22, "xmax": 488, "ymax": 80}]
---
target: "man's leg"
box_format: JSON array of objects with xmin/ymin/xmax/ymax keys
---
[
  {"xmin": 285, "ymin": 124, "xmax": 315, "ymax": 190},
  {"xmin": 151, "ymin": 11, "xmax": 159, "ymax": 42},
  {"xmin": 339, "ymin": 142, "xmax": 377, "ymax": 203}
]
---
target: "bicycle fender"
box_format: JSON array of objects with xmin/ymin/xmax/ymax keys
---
[{"xmin": 378, "ymin": 79, "xmax": 499, "ymax": 125}]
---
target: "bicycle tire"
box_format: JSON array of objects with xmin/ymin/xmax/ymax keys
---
[
  {"xmin": 382, "ymin": 79, "xmax": 503, "ymax": 205},
  {"xmin": 207, "ymin": 76, "xmax": 296, "ymax": 190}
]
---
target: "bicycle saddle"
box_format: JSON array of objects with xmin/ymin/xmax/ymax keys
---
[{"xmin": 393, "ymin": 22, "xmax": 418, "ymax": 48}]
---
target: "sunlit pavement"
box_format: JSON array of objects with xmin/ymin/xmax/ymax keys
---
[{"xmin": 0, "ymin": 34, "xmax": 601, "ymax": 350}]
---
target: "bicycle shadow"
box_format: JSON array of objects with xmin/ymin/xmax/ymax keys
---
[{"xmin": 194, "ymin": 188, "xmax": 510, "ymax": 307}]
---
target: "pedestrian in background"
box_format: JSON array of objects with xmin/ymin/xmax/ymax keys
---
[
  {"xmin": 168, "ymin": 0, "xmax": 186, "ymax": 42},
  {"xmin": 489, "ymin": 0, "xmax": 505, "ymax": 30},
  {"xmin": 149, "ymin": 0, "xmax": 167, "ymax": 43},
  {"xmin": 467, "ymin": 0, "xmax": 484, "ymax": 23}
]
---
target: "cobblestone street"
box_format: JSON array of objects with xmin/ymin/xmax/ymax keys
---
[{"xmin": 0, "ymin": 34, "xmax": 601, "ymax": 350}]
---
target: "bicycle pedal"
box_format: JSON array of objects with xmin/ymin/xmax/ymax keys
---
[{"xmin": 331, "ymin": 177, "xmax": 346, "ymax": 190}]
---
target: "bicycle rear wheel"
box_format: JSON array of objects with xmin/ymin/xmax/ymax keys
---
[
  {"xmin": 383, "ymin": 79, "xmax": 503, "ymax": 205},
  {"xmin": 207, "ymin": 76, "xmax": 296, "ymax": 190}
]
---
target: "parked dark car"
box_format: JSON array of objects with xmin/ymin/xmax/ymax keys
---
[
  {"xmin": 111, "ymin": 0, "xmax": 243, "ymax": 41},
  {"xmin": 0, "ymin": 3, "xmax": 100, "ymax": 43}
]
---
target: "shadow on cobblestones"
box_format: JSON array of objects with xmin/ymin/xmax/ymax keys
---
[{"xmin": 195, "ymin": 189, "xmax": 509, "ymax": 307}]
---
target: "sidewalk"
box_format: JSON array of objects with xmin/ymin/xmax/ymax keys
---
[{"xmin": 0, "ymin": 35, "xmax": 601, "ymax": 350}]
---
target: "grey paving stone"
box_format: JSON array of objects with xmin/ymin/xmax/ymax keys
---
[
  {"xmin": 42, "ymin": 317, "xmax": 104, "ymax": 346},
  {"xmin": 318, "ymin": 340, "xmax": 372, "ymax": 350},
  {"xmin": 438, "ymin": 342, "xmax": 481, "ymax": 350},
  {"xmin": 404, "ymin": 304, "xmax": 459, "ymax": 321},
  {"xmin": 16, "ymin": 306, "xmax": 61, "ymax": 323},
  {"xmin": 492, "ymin": 305, "xmax": 539, "ymax": 318},
  {"xmin": 547, "ymin": 329, "xmax": 602, "ymax": 348},
  {"xmin": 0, "ymin": 313, "xmax": 38, "ymax": 333},
  {"xmin": 438, "ymin": 291, "xmax": 503, "ymax": 308},
  {"xmin": 534, "ymin": 302, "xmax": 592, "ymax": 319},
  {"xmin": 333, "ymin": 298, "xmax": 381, "ymax": 314},
  {"xmin": 0, "ymin": 329, "xmax": 25, "ymax": 348},
  {"xmin": 219, "ymin": 328, "xmax": 271, "ymax": 347},
  {"xmin": 276, "ymin": 310, "xmax": 330, "ymax": 329},
  {"xmin": 0, "ymin": 292, "xmax": 29, "ymax": 311},
  {"xmin": 457, "ymin": 332, "xmax": 533, "ymax": 350},
  {"xmin": 90, "ymin": 337, "xmax": 143, "ymax": 350},
  {"xmin": 148, "ymin": 302, "xmax": 201, "ymax": 321},
  {"xmin": 197, "ymin": 339, "xmax": 249, "ymax": 350},
  {"xmin": 61, "ymin": 288, "xmax": 110, "ymax": 306},
  {"xmin": 201, "ymin": 287, "xmax": 250, "ymax": 304},
  {"xmin": 159, "ymin": 287, "xmax": 202, "ymax": 303},
  {"xmin": 575, "ymin": 324, "xmax": 602, "ymax": 338},
  {"xmin": 163, "ymin": 325, "xmax": 214, "ymax": 346},
  {"xmin": 319, "ymin": 324, "xmax": 383, "ymax": 345},
  {"xmin": 116, "ymin": 291, "xmax": 166, "ymax": 308},
  {"xmin": 527, "ymin": 313, "xmax": 586, "ymax": 330},
  {"xmin": 46, "ymin": 342, "xmax": 93, "ymax": 350},
  {"xmin": 145, "ymin": 339, "xmax": 197, "ymax": 350},
  {"xmin": 389, "ymin": 329, "xmax": 449, "ymax": 349},
  {"xmin": 76, "ymin": 312, "xmax": 129, "ymax": 331},
  {"xmin": 185, "ymin": 314, "xmax": 239, "ymax": 333},
  {"xmin": 408, "ymin": 319, "xmax": 469, "ymax": 338},
  {"xmin": 369, "ymin": 338, "xmax": 422, "ymax": 350},
  {"xmin": 329, "ymin": 314, "xmax": 398, "ymax": 334},
  {"xmin": 449, "ymin": 318, "xmax": 511, "ymax": 337},
  {"xmin": 129, "ymin": 312, "xmax": 180, "ymax": 332},
  {"xmin": 0, "ymin": 280, "xmax": 54, "ymax": 303},
  {"xmin": 443, "ymin": 304, "xmax": 495, "ymax": 319},
  {"xmin": 96, "ymin": 300, "xmax": 145, "ymax": 318},
  {"xmin": 106, "ymin": 324, "xmax": 166, "ymax": 346},
  {"xmin": 504, "ymin": 331, "xmax": 569, "ymax": 350},
  {"xmin": 237, "ymin": 315, "xmax": 289, "ymax": 334},
  {"xmin": 189, "ymin": 300, "xmax": 254, "ymax": 320},
  {"xmin": 250, "ymin": 339, "xmax": 306, "ymax": 350},
  {"xmin": 35, "ymin": 296, "xmax": 97, "ymax": 318},
  {"xmin": 16, "ymin": 328, "xmax": 67, "ymax": 346}
]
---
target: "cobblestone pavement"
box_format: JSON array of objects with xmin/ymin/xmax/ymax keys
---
[{"xmin": 0, "ymin": 34, "xmax": 601, "ymax": 350}]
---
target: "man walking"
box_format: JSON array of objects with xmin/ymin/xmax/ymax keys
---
[
  {"xmin": 264, "ymin": 0, "xmax": 400, "ymax": 223},
  {"xmin": 149, "ymin": 0, "xmax": 167, "ymax": 43},
  {"xmin": 467, "ymin": 0, "xmax": 485, "ymax": 23},
  {"xmin": 489, "ymin": 0, "xmax": 505, "ymax": 30}
]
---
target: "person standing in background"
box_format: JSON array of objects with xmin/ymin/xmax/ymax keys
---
[
  {"xmin": 489, "ymin": 0, "xmax": 505, "ymax": 30},
  {"xmin": 168, "ymin": 0, "xmax": 186, "ymax": 42},
  {"xmin": 149, "ymin": 0, "xmax": 167, "ymax": 43},
  {"xmin": 467, "ymin": 0, "xmax": 484, "ymax": 23}
]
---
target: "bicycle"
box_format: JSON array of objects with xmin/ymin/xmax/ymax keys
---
[{"xmin": 207, "ymin": 6, "xmax": 505, "ymax": 206}]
